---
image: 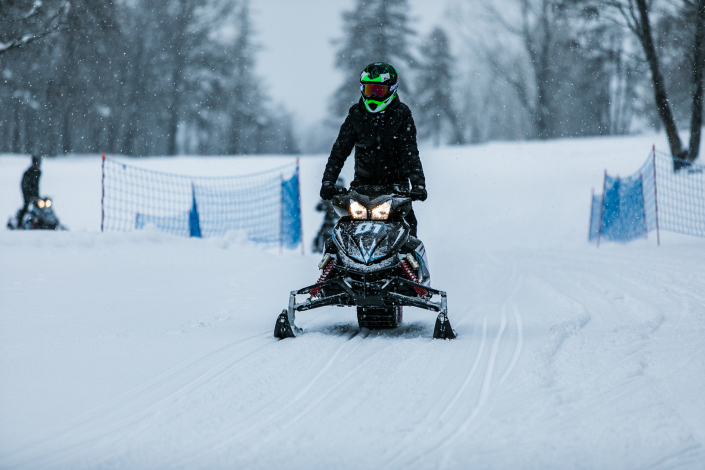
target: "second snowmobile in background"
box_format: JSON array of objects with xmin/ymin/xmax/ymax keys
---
[
  {"xmin": 7, "ymin": 197, "xmax": 68, "ymax": 231},
  {"xmin": 274, "ymin": 185, "xmax": 456, "ymax": 340}
]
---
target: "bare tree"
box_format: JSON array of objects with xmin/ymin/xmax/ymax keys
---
[
  {"xmin": 601, "ymin": 0, "xmax": 705, "ymax": 166},
  {"xmin": 0, "ymin": 0, "xmax": 68, "ymax": 56},
  {"xmin": 475, "ymin": 0, "xmax": 565, "ymax": 139},
  {"xmin": 687, "ymin": 0, "xmax": 705, "ymax": 163}
]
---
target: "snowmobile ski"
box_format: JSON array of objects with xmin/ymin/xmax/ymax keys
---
[
  {"xmin": 432, "ymin": 312, "xmax": 457, "ymax": 340},
  {"xmin": 273, "ymin": 310, "xmax": 297, "ymax": 339}
]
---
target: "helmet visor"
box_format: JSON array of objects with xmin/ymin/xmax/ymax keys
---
[{"xmin": 361, "ymin": 83, "xmax": 389, "ymax": 98}]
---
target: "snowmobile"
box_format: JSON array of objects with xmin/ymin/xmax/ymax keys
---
[
  {"xmin": 7, "ymin": 197, "xmax": 67, "ymax": 231},
  {"xmin": 274, "ymin": 185, "xmax": 456, "ymax": 340}
]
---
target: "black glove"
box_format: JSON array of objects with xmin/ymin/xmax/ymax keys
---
[
  {"xmin": 320, "ymin": 182, "xmax": 338, "ymax": 200},
  {"xmin": 409, "ymin": 185, "xmax": 427, "ymax": 201}
]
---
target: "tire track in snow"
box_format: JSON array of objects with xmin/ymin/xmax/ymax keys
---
[
  {"xmin": 244, "ymin": 336, "xmax": 399, "ymax": 455},
  {"xmin": 220, "ymin": 328, "xmax": 368, "ymax": 440},
  {"xmin": 437, "ymin": 315, "xmax": 488, "ymax": 421},
  {"xmin": 500, "ymin": 302, "xmax": 524, "ymax": 384},
  {"xmin": 104, "ymin": 327, "xmax": 367, "ymax": 470},
  {"xmin": 5, "ymin": 332, "xmax": 275, "ymax": 469},
  {"xmin": 448, "ymin": 258, "xmax": 522, "ymax": 437},
  {"xmin": 640, "ymin": 444, "xmax": 703, "ymax": 470},
  {"xmin": 183, "ymin": 330, "xmax": 400, "ymax": 463},
  {"xmin": 382, "ymin": 254, "xmax": 512, "ymax": 468},
  {"xmin": 292, "ymin": 329, "xmax": 362, "ymax": 401},
  {"xmin": 503, "ymin": 251, "xmax": 704, "ymax": 470},
  {"xmin": 385, "ymin": 254, "xmax": 524, "ymax": 469},
  {"xmin": 455, "ymin": 306, "xmax": 507, "ymax": 435}
]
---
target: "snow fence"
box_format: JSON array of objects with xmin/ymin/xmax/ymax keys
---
[
  {"xmin": 589, "ymin": 149, "xmax": 705, "ymax": 245},
  {"xmin": 101, "ymin": 156, "xmax": 302, "ymax": 249}
]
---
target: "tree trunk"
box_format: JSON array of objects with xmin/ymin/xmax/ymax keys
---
[
  {"xmin": 688, "ymin": 0, "xmax": 705, "ymax": 163},
  {"xmin": 0, "ymin": 99, "xmax": 7, "ymax": 152},
  {"xmin": 520, "ymin": 0, "xmax": 553, "ymax": 139},
  {"xmin": 635, "ymin": 0, "xmax": 686, "ymax": 163},
  {"xmin": 229, "ymin": 110, "xmax": 242, "ymax": 154},
  {"xmin": 166, "ymin": 0, "xmax": 190, "ymax": 156},
  {"xmin": 166, "ymin": 69, "xmax": 181, "ymax": 156},
  {"xmin": 44, "ymin": 80, "xmax": 58, "ymax": 156},
  {"xmin": 122, "ymin": 34, "xmax": 145, "ymax": 156},
  {"xmin": 12, "ymin": 99, "xmax": 21, "ymax": 153},
  {"xmin": 61, "ymin": 32, "xmax": 75, "ymax": 154}
]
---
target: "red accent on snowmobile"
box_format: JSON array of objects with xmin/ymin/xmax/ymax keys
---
[
  {"xmin": 399, "ymin": 260, "xmax": 428, "ymax": 297},
  {"xmin": 309, "ymin": 260, "xmax": 336, "ymax": 297}
]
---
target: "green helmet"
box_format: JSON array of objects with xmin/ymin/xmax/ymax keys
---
[{"xmin": 360, "ymin": 62, "xmax": 398, "ymax": 113}]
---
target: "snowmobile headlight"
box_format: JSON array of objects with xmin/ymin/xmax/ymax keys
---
[
  {"xmin": 45, "ymin": 199, "xmax": 51, "ymax": 208},
  {"xmin": 350, "ymin": 201, "xmax": 367, "ymax": 219},
  {"xmin": 37, "ymin": 199, "xmax": 45, "ymax": 208},
  {"xmin": 371, "ymin": 201, "xmax": 391, "ymax": 220}
]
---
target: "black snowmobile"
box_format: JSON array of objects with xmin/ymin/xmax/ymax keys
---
[
  {"xmin": 274, "ymin": 185, "xmax": 456, "ymax": 340},
  {"xmin": 7, "ymin": 197, "xmax": 67, "ymax": 231}
]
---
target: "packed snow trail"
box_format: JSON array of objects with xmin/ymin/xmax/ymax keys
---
[{"xmin": 1, "ymin": 134, "xmax": 705, "ymax": 469}]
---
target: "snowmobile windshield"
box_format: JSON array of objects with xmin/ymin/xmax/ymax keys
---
[
  {"xmin": 332, "ymin": 186, "xmax": 412, "ymax": 220},
  {"xmin": 352, "ymin": 185, "xmax": 409, "ymax": 198}
]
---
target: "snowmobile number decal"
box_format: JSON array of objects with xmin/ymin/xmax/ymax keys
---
[{"xmin": 354, "ymin": 222, "xmax": 384, "ymax": 235}]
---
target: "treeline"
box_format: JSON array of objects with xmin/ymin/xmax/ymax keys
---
[
  {"xmin": 2, "ymin": 0, "xmax": 704, "ymax": 160},
  {"xmin": 0, "ymin": 0, "xmax": 297, "ymax": 156},
  {"xmin": 330, "ymin": 0, "xmax": 705, "ymax": 162}
]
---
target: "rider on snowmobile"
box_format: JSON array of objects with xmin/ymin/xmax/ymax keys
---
[
  {"xmin": 320, "ymin": 62, "xmax": 427, "ymax": 237},
  {"xmin": 16, "ymin": 155, "xmax": 42, "ymax": 226},
  {"xmin": 274, "ymin": 64, "xmax": 457, "ymax": 340}
]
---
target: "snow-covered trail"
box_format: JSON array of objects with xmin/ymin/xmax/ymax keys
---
[
  {"xmin": 2, "ymin": 135, "xmax": 705, "ymax": 469},
  {"xmin": 4, "ymin": 239, "xmax": 702, "ymax": 469}
]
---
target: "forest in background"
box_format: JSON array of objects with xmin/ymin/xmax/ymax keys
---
[
  {"xmin": 1, "ymin": 0, "xmax": 703, "ymax": 159},
  {"xmin": 1, "ymin": 0, "xmax": 297, "ymax": 156}
]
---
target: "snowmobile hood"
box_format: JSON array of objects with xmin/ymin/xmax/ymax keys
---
[{"xmin": 334, "ymin": 219, "xmax": 409, "ymax": 266}]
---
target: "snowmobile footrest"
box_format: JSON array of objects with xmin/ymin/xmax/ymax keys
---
[
  {"xmin": 433, "ymin": 312, "xmax": 457, "ymax": 340},
  {"xmin": 274, "ymin": 310, "xmax": 297, "ymax": 339}
]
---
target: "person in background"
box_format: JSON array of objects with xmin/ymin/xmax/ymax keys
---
[
  {"xmin": 312, "ymin": 177, "xmax": 345, "ymax": 253},
  {"xmin": 16, "ymin": 155, "xmax": 42, "ymax": 226}
]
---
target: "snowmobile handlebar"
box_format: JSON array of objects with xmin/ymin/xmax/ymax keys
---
[{"xmin": 346, "ymin": 184, "xmax": 411, "ymax": 198}]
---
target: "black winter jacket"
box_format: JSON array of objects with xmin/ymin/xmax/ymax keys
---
[
  {"xmin": 21, "ymin": 168, "xmax": 41, "ymax": 202},
  {"xmin": 322, "ymin": 98, "xmax": 425, "ymax": 188}
]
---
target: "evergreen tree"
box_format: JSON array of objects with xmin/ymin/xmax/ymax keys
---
[
  {"xmin": 332, "ymin": 0, "xmax": 416, "ymax": 116},
  {"xmin": 415, "ymin": 27, "xmax": 462, "ymax": 146},
  {"xmin": 227, "ymin": 0, "xmax": 260, "ymax": 154},
  {"xmin": 45, "ymin": 0, "xmax": 119, "ymax": 154},
  {"xmin": 0, "ymin": 0, "xmax": 297, "ymax": 156}
]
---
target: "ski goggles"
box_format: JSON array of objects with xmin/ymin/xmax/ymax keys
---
[{"xmin": 361, "ymin": 82, "xmax": 396, "ymax": 98}]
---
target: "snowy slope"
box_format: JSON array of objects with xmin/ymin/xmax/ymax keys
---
[{"xmin": 1, "ymin": 134, "xmax": 704, "ymax": 469}]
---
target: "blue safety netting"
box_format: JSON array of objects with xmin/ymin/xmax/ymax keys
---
[
  {"xmin": 281, "ymin": 167, "xmax": 302, "ymax": 249},
  {"xmin": 589, "ymin": 150, "xmax": 705, "ymax": 244},
  {"xmin": 102, "ymin": 157, "xmax": 302, "ymax": 248}
]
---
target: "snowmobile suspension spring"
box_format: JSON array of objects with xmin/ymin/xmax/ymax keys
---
[
  {"xmin": 400, "ymin": 260, "xmax": 428, "ymax": 297},
  {"xmin": 309, "ymin": 261, "xmax": 336, "ymax": 297}
]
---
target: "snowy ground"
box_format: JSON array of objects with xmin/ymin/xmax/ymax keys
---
[{"xmin": 1, "ymin": 134, "xmax": 704, "ymax": 469}]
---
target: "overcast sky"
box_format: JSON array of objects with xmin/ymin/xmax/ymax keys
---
[{"xmin": 250, "ymin": 0, "xmax": 455, "ymax": 129}]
